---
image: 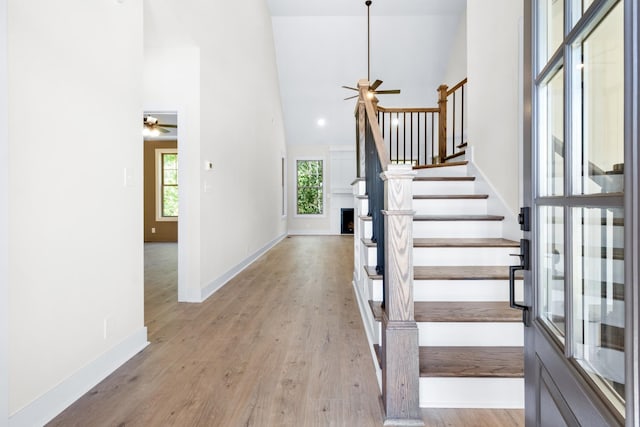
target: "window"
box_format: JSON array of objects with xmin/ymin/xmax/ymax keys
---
[
  {"xmin": 156, "ymin": 148, "xmax": 178, "ymax": 221},
  {"xmin": 296, "ymin": 160, "xmax": 323, "ymax": 215}
]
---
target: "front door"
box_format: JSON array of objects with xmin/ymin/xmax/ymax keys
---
[{"xmin": 523, "ymin": 0, "xmax": 639, "ymax": 425}]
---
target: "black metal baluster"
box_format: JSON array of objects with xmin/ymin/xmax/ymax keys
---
[
  {"xmin": 452, "ymin": 92, "xmax": 456, "ymax": 157},
  {"xmin": 461, "ymin": 85, "xmax": 465, "ymax": 145}
]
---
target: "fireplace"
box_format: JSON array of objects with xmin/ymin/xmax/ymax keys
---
[{"xmin": 341, "ymin": 208, "xmax": 354, "ymax": 234}]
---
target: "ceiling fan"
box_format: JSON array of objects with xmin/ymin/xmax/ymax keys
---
[
  {"xmin": 342, "ymin": 0, "xmax": 401, "ymax": 101},
  {"xmin": 143, "ymin": 115, "xmax": 177, "ymax": 137}
]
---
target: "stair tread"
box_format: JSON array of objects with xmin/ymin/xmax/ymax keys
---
[
  {"xmin": 372, "ymin": 345, "xmax": 524, "ymax": 378},
  {"xmin": 361, "ymin": 237, "xmax": 519, "ymax": 248},
  {"xmin": 419, "ymin": 346, "xmax": 524, "ymax": 378},
  {"xmin": 365, "ymin": 265, "xmax": 521, "ymax": 280},
  {"xmin": 414, "ymin": 161, "xmax": 468, "ymax": 170},
  {"xmin": 368, "ymin": 300, "xmax": 522, "ymax": 323},
  {"xmin": 414, "ymin": 176, "xmax": 475, "ymax": 181},
  {"xmin": 443, "ymin": 151, "xmax": 466, "ymax": 161},
  {"xmin": 357, "ymin": 194, "xmax": 488, "ymax": 201},
  {"xmin": 360, "ymin": 214, "xmax": 504, "ymax": 222},
  {"xmin": 414, "ymin": 214, "xmax": 504, "ymax": 221},
  {"xmin": 413, "ymin": 194, "xmax": 488, "ymax": 200}
]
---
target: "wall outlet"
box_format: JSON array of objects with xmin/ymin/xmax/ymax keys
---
[{"xmin": 151, "ymin": 227, "xmax": 156, "ymax": 233}]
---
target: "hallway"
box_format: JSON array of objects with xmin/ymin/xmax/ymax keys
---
[{"xmin": 48, "ymin": 236, "xmax": 522, "ymax": 426}]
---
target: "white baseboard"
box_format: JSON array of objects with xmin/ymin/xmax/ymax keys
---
[
  {"xmin": 287, "ymin": 230, "xmax": 349, "ymax": 236},
  {"xmin": 9, "ymin": 328, "xmax": 148, "ymax": 427},
  {"xmin": 200, "ymin": 233, "xmax": 286, "ymax": 302}
]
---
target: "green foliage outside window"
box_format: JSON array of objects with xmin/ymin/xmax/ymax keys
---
[
  {"xmin": 162, "ymin": 153, "xmax": 178, "ymax": 217},
  {"xmin": 297, "ymin": 160, "xmax": 323, "ymax": 215}
]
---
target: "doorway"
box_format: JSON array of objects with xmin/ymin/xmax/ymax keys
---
[
  {"xmin": 523, "ymin": 0, "xmax": 638, "ymax": 424},
  {"xmin": 143, "ymin": 111, "xmax": 180, "ymax": 331}
]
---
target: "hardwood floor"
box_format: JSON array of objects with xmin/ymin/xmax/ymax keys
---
[{"xmin": 48, "ymin": 236, "xmax": 523, "ymax": 426}]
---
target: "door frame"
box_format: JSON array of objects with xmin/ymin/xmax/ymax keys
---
[{"xmin": 523, "ymin": 0, "xmax": 640, "ymax": 424}]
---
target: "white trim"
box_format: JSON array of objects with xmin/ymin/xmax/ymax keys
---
[
  {"xmin": 9, "ymin": 328, "xmax": 148, "ymax": 427},
  {"xmin": 281, "ymin": 154, "xmax": 287, "ymax": 218},
  {"xmin": 287, "ymin": 230, "xmax": 340, "ymax": 236},
  {"xmin": 199, "ymin": 233, "xmax": 286, "ymax": 302},
  {"xmin": 466, "ymin": 148, "xmax": 521, "ymax": 241},
  {"xmin": 352, "ymin": 280, "xmax": 383, "ymax": 391},
  {"xmin": 293, "ymin": 157, "xmax": 327, "ymax": 218},
  {"xmin": 0, "ymin": 0, "xmax": 9, "ymax": 422},
  {"xmin": 154, "ymin": 148, "xmax": 178, "ymax": 223},
  {"xmin": 143, "ymin": 106, "xmax": 192, "ymax": 304}
]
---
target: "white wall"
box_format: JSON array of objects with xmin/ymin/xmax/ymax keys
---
[
  {"xmin": 7, "ymin": 0, "xmax": 146, "ymax": 423},
  {"xmin": 287, "ymin": 144, "xmax": 355, "ymax": 235},
  {"xmin": 467, "ymin": 0, "xmax": 523, "ymax": 214},
  {"xmin": 144, "ymin": 0, "xmax": 288, "ymax": 301},
  {"xmin": 0, "ymin": 0, "xmax": 8, "ymax": 423},
  {"xmin": 443, "ymin": 6, "xmax": 468, "ymax": 87},
  {"xmin": 143, "ymin": 48, "xmax": 201, "ymax": 302}
]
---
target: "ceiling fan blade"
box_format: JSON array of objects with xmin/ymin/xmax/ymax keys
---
[
  {"xmin": 158, "ymin": 124, "xmax": 177, "ymax": 128},
  {"xmin": 341, "ymin": 86, "xmax": 358, "ymax": 91},
  {"xmin": 344, "ymin": 95, "xmax": 359, "ymax": 100},
  {"xmin": 370, "ymin": 79, "xmax": 383, "ymax": 90},
  {"xmin": 373, "ymin": 89, "xmax": 401, "ymax": 95},
  {"xmin": 157, "ymin": 127, "xmax": 170, "ymax": 133}
]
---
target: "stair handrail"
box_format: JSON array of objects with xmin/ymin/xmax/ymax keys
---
[
  {"xmin": 355, "ymin": 79, "xmax": 423, "ymax": 425},
  {"xmin": 363, "ymin": 77, "xmax": 468, "ymax": 167}
]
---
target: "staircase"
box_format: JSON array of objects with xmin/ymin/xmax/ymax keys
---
[{"xmin": 352, "ymin": 155, "xmax": 525, "ymax": 409}]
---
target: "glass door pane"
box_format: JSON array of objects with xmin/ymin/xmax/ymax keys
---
[
  {"xmin": 572, "ymin": 0, "xmax": 595, "ymax": 24},
  {"xmin": 572, "ymin": 2, "xmax": 624, "ymax": 195},
  {"xmin": 538, "ymin": 0, "xmax": 565, "ymax": 69},
  {"xmin": 538, "ymin": 69, "xmax": 565, "ymax": 196},
  {"xmin": 572, "ymin": 207, "xmax": 625, "ymax": 413},
  {"xmin": 539, "ymin": 206, "xmax": 565, "ymax": 340}
]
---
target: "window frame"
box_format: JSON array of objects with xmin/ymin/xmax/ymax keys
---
[
  {"xmin": 294, "ymin": 158, "xmax": 326, "ymax": 217},
  {"xmin": 155, "ymin": 148, "xmax": 178, "ymax": 222}
]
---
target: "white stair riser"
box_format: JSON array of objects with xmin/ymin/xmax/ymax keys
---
[
  {"xmin": 356, "ymin": 198, "xmax": 368, "ymax": 214},
  {"xmin": 413, "ymin": 181, "xmax": 475, "ymax": 195},
  {"xmin": 353, "ymin": 180, "xmax": 366, "ymax": 195},
  {"xmin": 363, "ymin": 218, "xmax": 504, "ymax": 239},
  {"xmin": 415, "ymin": 247, "xmax": 514, "ymax": 266},
  {"xmin": 414, "ymin": 279, "xmax": 524, "ymax": 302},
  {"xmin": 364, "ymin": 246, "xmax": 515, "ymax": 267},
  {"xmin": 361, "ymin": 219, "xmax": 372, "ymax": 236},
  {"xmin": 416, "ymin": 164, "xmax": 468, "ymax": 177},
  {"xmin": 418, "ymin": 323, "xmax": 523, "ymax": 346},
  {"xmin": 420, "ymin": 378, "xmax": 524, "ymax": 408},
  {"xmin": 413, "ymin": 198, "xmax": 487, "ymax": 215},
  {"xmin": 413, "ymin": 220, "xmax": 502, "ymax": 238},
  {"xmin": 359, "ymin": 197, "xmax": 487, "ymax": 216},
  {"xmin": 368, "ymin": 277, "xmax": 524, "ymax": 302}
]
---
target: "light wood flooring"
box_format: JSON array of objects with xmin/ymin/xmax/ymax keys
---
[{"xmin": 48, "ymin": 236, "xmax": 523, "ymax": 426}]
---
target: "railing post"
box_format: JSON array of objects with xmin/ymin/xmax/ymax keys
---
[
  {"xmin": 437, "ymin": 84, "xmax": 448, "ymax": 164},
  {"xmin": 380, "ymin": 164, "xmax": 423, "ymax": 427}
]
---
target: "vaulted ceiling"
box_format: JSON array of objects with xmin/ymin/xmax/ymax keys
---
[
  {"xmin": 266, "ymin": 0, "xmax": 467, "ymax": 146},
  {"xmin": 267, "ymin": 0, "xmax": 466, "ymax": 16}
]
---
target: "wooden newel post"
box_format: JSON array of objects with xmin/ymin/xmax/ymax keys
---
[
  {"xmin": 380, "ymin": 164, "xmax": 423, "ymax": 427},
  {"xmin": 437, "ymin": 84, "xmax": 448, "ymax": 164}
]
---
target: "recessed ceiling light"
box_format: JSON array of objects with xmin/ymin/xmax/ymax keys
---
[{"xmin": 317, "ymin": 118, "xmax": 326, "ymax": 127}]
